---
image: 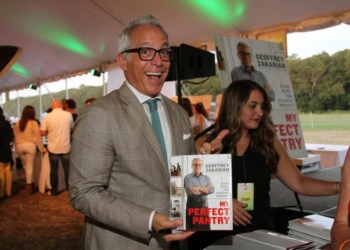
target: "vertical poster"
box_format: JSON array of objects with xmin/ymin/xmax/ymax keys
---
[{"xmin": 214, "ymin": 36, "xmax": 307, "ymax": 158}]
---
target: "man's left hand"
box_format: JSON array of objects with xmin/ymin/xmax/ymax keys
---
[{"xmin": 152, "ymin": 213, "xmax": 195, "ymax": 242}]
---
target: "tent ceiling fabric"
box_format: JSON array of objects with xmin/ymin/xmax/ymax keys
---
[{"xmin": 1, "ymin": 0, "xmax": 350, "ymax": 93}]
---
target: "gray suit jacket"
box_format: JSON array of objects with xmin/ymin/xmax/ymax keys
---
[{"xmin": 69, "ymin": 83, "xmax": 195, "ymax": 250}]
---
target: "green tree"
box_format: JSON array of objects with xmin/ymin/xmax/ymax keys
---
[{"xmin": 288, "ymin": 49, "xmax": 350, "ymax": 112}]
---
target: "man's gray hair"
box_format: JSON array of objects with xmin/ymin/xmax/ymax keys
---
[
  {"xmin": 117, "ymin": 14, "xmax": 169, "ymax": 53},
  {"xmin": 236, "ymin": 41, "xmax": 249, "ymax": 50},
  {"xmin": 192, "ymin": 157, "xmax": 202, "ymax": 163}
]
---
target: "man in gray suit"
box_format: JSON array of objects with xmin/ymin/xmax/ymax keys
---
[{"xmin": 68, "ymin": 15, "xmax": 195, "ymax": 249}]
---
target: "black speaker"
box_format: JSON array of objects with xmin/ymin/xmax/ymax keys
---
[
  {"xmin": 166, "ymin": 44, "xmax": 215, "ymax": 82},
  {"xmin": 179, "ymin": 44, "xmax": 215, "ymax": 80},
  {"xmin": 0, "ymin": 45, "xmax": 22, "ymax": 77},
  {"xmin": 166, "ymin": 46, "xmax": 180, "ymax": 82}
]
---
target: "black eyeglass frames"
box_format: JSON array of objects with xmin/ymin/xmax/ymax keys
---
[
  {"xmin": 122, "ymin": 47, "xmax": 173, "ymax": 61},
  {"xmin": 238, "ymin": 51, "xmax": 251, "ymax": 56}
]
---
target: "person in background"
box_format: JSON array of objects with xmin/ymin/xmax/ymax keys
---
[
  {"xmin": 65, "ymin": 99, "xmax": 78, "ymax": 122},
  {"xmin": 194, "ymin": 102, "xmax": 210, "ymax": 121},
  {"xmin": 40, "ymin": 99, "xmax": 73, "ymax": 196},
  {"xmin": 181, "ymin": 97, "xmax": 211, "ymax": 137},
  {"xmin": 331, "ymin": 147, "xmax": 350, "ymax": 250},
  {"xmin": 68, "ymin": 14, "xmax": 195, "ymax": 250},
  {"xmin": 184, "ymin": 157, "xmax": 214, "ymax": 230},
  {"xmin": 61, "ymin": 98, "xmax": 68, "ymax": 111},
  {"xmin": 190, "ymin": 80, "xmax": 340, "ymax": 249},
  {"xmin": 0, "ymin": 107, "xmax": 14, "ymax": 199},
  {"xmin": 231, "ymin": 41, "xmax": 275, "ymax": 102},
  {"xmin": 84, "ymin": 97, "xmax": 96, "ymax": 107},
  {"xmin": 46, "ymin": 107, "xmax": 52, "ymax": 114},
  {"xmin": 13, "ymin": 105, "xmax": 46, "ymax": 195}
]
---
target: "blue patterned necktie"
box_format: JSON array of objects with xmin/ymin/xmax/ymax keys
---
[{"xmin": 145, "ymin": 98, "xmax": 168, "ymax": 165}]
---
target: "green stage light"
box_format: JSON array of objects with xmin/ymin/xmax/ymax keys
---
[
  {"xmin": 11, "ymin": 63, "xmax": 31, "ymax": 78},
  {"xmin": 46, "ymin": 29, "xmax": 93, "ymax": 57},
  {"xmin": 183, "ymin": 0, "xmax": 246, "ymax": 27},
  {"xmin": 18, "ymin": 13, "xmax": 93, "ymax": 57}
]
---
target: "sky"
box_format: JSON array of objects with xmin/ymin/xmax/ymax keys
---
[{"xmin": 287, "ymin": 23, "xmax": 350, "ymax": 59}]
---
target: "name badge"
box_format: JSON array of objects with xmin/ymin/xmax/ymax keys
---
[{"xmin": 237, "ymin": 183, "xmax": 254, "ymax": 211}]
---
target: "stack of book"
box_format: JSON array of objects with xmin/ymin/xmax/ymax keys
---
[
  {"xmin": 292, "ymin": 154, "xmax": 320, "ymax": 173},
  {"xmin": 287, "ymin": 214, "xmax": 334, "ymax": 246},
  {"xmin": 233, "ymin": 230, "xmax": 316, "ymax": 250}
]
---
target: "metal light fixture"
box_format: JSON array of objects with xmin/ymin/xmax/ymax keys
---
[
  {"xmin": 91, "ymin": 68, "xmax": 102, "ymax": 77},
  {"xmin": 28, "ymin": 83, "xmax": 38, "ymax": 90}
]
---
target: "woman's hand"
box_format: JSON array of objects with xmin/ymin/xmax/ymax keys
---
[
  {"xmin": 232, "ymin": 199, "xmax": 253, "ymax": 227},
  {"xmin": 199, "ymin": 129, "xmax": 229, "ymax": 154}
]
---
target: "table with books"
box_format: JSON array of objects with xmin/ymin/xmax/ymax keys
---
[
  {"xmin": 205, "ymin": 214, "xmax": 333, "ymax": 250},
  {"xmin": 287, "ymin": 214, "xmax": 333, "ymax": 247}
]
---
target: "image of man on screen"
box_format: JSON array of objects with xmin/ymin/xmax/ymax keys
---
[
  {"xmin": 184, "ymin": 157, "xmax": 214, "ymax": 230},
  {"xmin": 231, "ymin": 41, "xmax": 276, "ymax": 101}
]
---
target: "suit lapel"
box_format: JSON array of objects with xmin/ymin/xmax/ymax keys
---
[
  {"xmin": 164, "ymin": 97, "xmax": 195, "ymax": 156},
  {"xmin": 119, "ymin": 84, "xmax": 168, "ymax": 170},
  {"xmin": 163, "ymin": 97, "xmax": 183, "ymax": 155}
]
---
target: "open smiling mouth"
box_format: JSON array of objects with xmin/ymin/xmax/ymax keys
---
[{"xmin": 145, "ymin": 72, "xmax": 162, "ymax": 78}]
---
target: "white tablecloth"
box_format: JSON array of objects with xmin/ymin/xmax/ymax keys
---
[
  {"xmin": 38, "ymin": 153, "xmax": 51, "ymax": 193},
  {"xmin": 33, "ymin": 152, "xmax": 66, "ymax": 193}
]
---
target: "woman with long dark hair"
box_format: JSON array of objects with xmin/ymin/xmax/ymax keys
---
[
  {"xmin": 181, "ymin": 97, "xmax": 211, "ymax": 137},
  {"xmin": 189, "ymin": 80, "xmax": 340, "ymax": 249},
  {"xmin": 194, "ymin": 102, "xmax": 210, "ymax": 121},
  {"xmin": 13, "ymin": 105, "xmax": 46, "ymax": 194}
]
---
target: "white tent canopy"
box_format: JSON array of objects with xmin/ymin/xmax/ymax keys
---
[{"xmin": 1, "ymin": 0, "xmax": 350, "ymax": 92}]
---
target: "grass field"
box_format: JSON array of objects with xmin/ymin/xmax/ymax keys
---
[
  {"xmin": 298, "ymin": 112, "xmax": 350, "ymax": 145},
  {"xmin": 299, "ymin": 112, "xmax": 350, "ymax": 130}
]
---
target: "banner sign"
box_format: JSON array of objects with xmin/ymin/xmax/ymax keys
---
[{"xmin": 214, "ymin": 35, "xmax": 307, "ymax": 158}]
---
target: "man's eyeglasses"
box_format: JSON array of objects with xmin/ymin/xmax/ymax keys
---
[
  {"xmin": 192, "ymin": 164, "xmax": 202, "ymax": 167},
  {"xmin": 238, "ymin": 51, "xmax": 251, "ymax": 56},
  {"xmin": 122, "ymin": 47, "xmax": 173, "ymax": 61}
]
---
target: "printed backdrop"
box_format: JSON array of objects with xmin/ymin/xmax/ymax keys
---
[{"xmin": 214, "ymin": 36, "xmax": 307, "ymax": 158}]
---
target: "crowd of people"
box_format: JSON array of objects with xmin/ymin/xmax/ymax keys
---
[
  {"xmin": 0, "ymin": 97, "xmax": 96, "ymax": 199},
  {"xmin": 0, "ymin": 13, "xmax": 349, "ymax": 250}
]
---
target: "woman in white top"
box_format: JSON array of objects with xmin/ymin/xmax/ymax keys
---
[
  {"xmin": 181, "ymin": 98, "xmax": 211, "ymax": 137},
  {"xmin": 13, "ymin": 105, "xmax": 46, "ymax": 195}
]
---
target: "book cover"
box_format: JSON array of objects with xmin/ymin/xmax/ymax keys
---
[
  {"xmin": 288, "ymin": 214, "xmax": 333, "ymax": 241},
  {"xmin": 170, "ymin": 154, "xmax": 233, "ymax": 230}
]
